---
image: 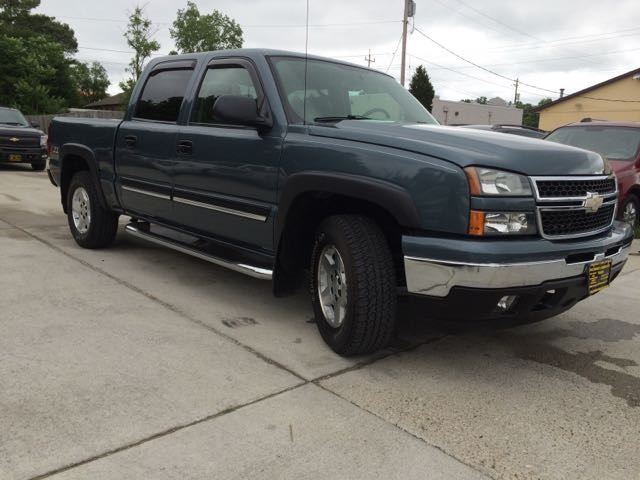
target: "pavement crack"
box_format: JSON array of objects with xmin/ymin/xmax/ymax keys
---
[
  {"xmin": 311, "ymin": 334, "xmax": 448, "ymax": 383},
  {"xmin": 27, "ymin": 382, "xmax": 306, "ymax": 480},
  {"xmin": 313, "ymin": 382, "xmax": 495, "ymax": 480}
]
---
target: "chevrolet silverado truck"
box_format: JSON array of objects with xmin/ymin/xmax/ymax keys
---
[
  {"xmin": 47, "ymin": 49, "xmax": 634, "ymax": 356},
  {"xmin": 0, "ymin": 106, "xmax": 48, "ymax": 170}
]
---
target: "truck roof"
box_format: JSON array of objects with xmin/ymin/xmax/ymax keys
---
[{"xmin": 146, "ymin": 48, "xmax": 393, "ymax": 78}]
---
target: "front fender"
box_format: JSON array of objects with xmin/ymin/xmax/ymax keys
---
[{"xmin": 275, "ymin": 171, "xmax": 422, "ymax": 240}]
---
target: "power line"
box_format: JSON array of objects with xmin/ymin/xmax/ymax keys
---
[
  {"xmin": 386, "ymin": 32, "xmax": 404, "ymax": 74},
  {"xmin": 56, "ymin": 15, "xmax": 401, "ymax": 28},
  {"xmin": 407, "ymin": 53, "xmax": 512, "ymax": 89},
  {"xmin": 452, "ymin": 0, "xmax": 539, "ymax": 41},
  {"xmin": 423, "ymin": 45, "xmax": 640, "ymax": 71},
  {"xmin": 486, "ymin": 26, "xmax": 640, "ymax": 53},
  {"xmin": 406, "ymin": 53, "xmax": 549, "ymax": 100},
  {"xmin": 413, "ymin": 27, "xmax": 558, "ymax": 95}
]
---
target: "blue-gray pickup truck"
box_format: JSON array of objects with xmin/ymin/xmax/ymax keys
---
[{"xmin": 48, "ymin": 49, "xmax": 634, "ymax": 355}]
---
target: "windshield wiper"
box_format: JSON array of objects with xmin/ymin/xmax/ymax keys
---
[
  {"xmin": 0, "ymin": 122, "xmax": 24, "ymax": 126},
  {"xmin": 313, "ymin": 115, "xmax": 372, "ymax": 123}
]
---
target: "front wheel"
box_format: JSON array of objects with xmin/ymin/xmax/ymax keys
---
[
  {"xmin": 31, "ymin": 162, "xmax": 46, "ymax": 171},
  {"xmin": 620, "ymin": 196, "xmax": 639, "ymax": 229},
  {"xmin": 67, "ymin": 171, "xmax": 119, "ymax": 249},
  {"xmin": 310, "ymin": 215, "xmax": 396, "ymax": 356}
]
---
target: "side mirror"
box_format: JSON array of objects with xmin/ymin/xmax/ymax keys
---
[
  {"xmin": 211, "ymin": 95, "xmax": 272, "ymax": 130},
  {"xmin": 30, "ymin": 121, "xmax": 40, "ymax": 128}
]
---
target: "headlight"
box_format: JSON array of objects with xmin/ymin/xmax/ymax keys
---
[
  {"xmin": 465, "ymin": 167, "xmax": 532, "ymax": 196},
  {"xmin": 40, "ymin": 134, "xmax": 48, "ymax": 147},
  {"xmin": 469, "ymin": 210, "xmax": 537, "ymax": 236}
]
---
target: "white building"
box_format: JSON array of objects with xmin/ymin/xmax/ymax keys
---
[{"xmin": 431, "ymin": 96, "xmax": 523, "ymax": 126}]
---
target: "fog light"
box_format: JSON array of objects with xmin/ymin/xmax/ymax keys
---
[{"xmin": 496, "ymin": 295, "xmax": 518, "ymax": 312}]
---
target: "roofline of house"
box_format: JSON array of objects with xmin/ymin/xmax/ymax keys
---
[{"xmin": 533, "ymin": 66, "xmax": 640, "ymax": 112}]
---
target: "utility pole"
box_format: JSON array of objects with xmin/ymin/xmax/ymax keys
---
[
  {"xmin": 365, "ymin": 49, "xmax": 376, "ymax": 68},
  {"xmin": 400, "ymin": 0, "xmax": 409, "ymax": 86},
  {"xmin": 513, "ymin": 78, "xmax": 520, "ymax": 105}
]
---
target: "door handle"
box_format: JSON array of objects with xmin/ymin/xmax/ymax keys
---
[
  {"xmin": 176, "ymin": 140, "xmax": 193, "ymax": 155},
  {"xmin": 124, "ymin": 135, "xmax": 137, "ymax": 147}
]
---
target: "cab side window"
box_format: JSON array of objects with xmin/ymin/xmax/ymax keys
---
[
  {"xmin": 135, "ymin": 68, "xmax": 193, "ymax": 122},
  {"xmin": 191, "ymin": 66, "xmax": 258, "ymax": 125}
]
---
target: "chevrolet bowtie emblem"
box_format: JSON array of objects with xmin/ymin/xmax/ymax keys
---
[
  {"xmin": 9, "ymin": 137, "xmax": 20, "ymax": 143},
  {"xmin": 583, "ymin": 192, "xmax": 604, "ymax": 213}
]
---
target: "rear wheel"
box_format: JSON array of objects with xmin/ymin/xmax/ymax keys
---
[
  {"xmin": 310, "ymin": 215, "xmax": 396, "ymax": 356},
  {"xmin": 621, "ymin": 195, "xmax": 639, "ymax": 229},
  {"xmin": 67, "ymin": 171, "xmax": 119, "ymax": 249}
]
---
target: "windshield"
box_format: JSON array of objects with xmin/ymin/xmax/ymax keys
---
[
  {"xmin": 546, "ymin": 126, "xmax": 640, "ymax": 161},
  {"xmin": 269, "ymin": 56, "xmax": 438, "ymax": 125},
  {"xmin": 0, "ymin": 108, "xmax": 29, "ymax": 127}
]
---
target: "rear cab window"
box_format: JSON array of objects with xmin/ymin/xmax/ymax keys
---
[{"xmin": 134, "ymin": 67, "xmax": 194, "ymax": 123}]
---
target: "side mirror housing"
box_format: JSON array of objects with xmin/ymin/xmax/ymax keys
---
[
  {"xmin": 30, "ymin": 121, "xmax": 40, "ymax": 128},
  {"xmin": 211, "ymin": 95, "xmax": 272, "ymax": 130}
]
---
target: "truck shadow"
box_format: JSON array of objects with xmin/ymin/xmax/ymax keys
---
[{"xmin": 0, "ymin": 163, "xmax": 42, "ymax": 172}]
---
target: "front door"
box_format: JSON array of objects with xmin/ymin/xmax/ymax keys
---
[{"xmin": 172, "ymin": 58, "xmax": 281, "ymax": 253}]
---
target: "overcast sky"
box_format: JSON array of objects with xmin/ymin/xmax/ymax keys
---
[{"xmin": 36, "ymin": 0, "xmax": 640, "ymax": 104}]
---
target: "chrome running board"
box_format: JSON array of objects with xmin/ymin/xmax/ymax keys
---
[{"xmin": 124, "ymin": 223, "xmax": 272, "ymax": 280}]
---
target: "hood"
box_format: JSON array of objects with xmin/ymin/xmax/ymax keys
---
[
  {"xmin": 0, "ymin": 124, "xmax": 44, "ymax": 137},
  {"xmin": 309, "ymin": 122, "xmax": 607, "ymax": 176}
]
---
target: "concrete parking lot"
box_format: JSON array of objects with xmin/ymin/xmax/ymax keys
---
[{"xmin": 1, "ymin": 164, "xmax": 639, "ymax": 480}]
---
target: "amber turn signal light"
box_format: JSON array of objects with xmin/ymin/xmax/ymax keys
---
[
  {"xmin": 464, "ymin": 167, "xmax": 482, "ymax": 196},
  {"xmin": 468, "ymin": 210, "xmax": 485, "ymax": 236}
]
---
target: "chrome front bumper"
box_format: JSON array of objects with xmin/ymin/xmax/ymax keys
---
[{"xmin": 404, "ymin": 243, "xmax": 631, "ymax": 297}]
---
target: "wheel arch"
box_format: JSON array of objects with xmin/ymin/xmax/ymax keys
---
[
  {"xmin": 59, "ymin": 144, "xmax": 107, "ymax": 213},
  {"xmin": 273, "ymin": 172, "xmax": 421, "ymax": 296}
]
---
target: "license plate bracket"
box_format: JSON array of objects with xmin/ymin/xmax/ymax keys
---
[
  {"xmin": 587, "ymin": 259, "xmax": 612, "ymax": 295},
  {"xmin": 8, "ymin": 154, "xmax": 22, "ymax": 162}
]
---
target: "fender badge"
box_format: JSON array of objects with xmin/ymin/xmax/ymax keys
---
[{"xmin": 583, "ymin": 192, "xmax": 604, "ymax": 213}]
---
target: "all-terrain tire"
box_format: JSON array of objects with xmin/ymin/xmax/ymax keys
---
[
  {"xmin": 310, "ymin": 215, "xmax": 396, "ymax": 356},
  {"xmin": 67, "ymin": 171, "xmax": 119, "ymax": 249}
]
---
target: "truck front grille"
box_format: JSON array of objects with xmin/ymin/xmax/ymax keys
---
[
  {"xmin": 0, "ymin": 134, "xmax": 40, "ymax": 149},
  {"xmin": 531, "ymin": 175, "xmax": 617, "ymax": 239},
  {"xmin": 539, "ymin": 204, "xmax": 616, "ymax": 237},
  {"xmin": 535, "ymin": 178, "xmax": 616, "ymax": 198}
]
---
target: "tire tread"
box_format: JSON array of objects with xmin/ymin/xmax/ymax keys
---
[{"xmin": 312, "ymin": 214, "xmax": 396, "ymax": 356}]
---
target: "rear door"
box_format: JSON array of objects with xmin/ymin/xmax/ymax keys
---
[
  {"xmin": 171, "ymin": 58, "xmax": 281, "ymax": 252},
  {"xmin": 115, "ymin": 61, "xmax": 196, "ymax": 222}
]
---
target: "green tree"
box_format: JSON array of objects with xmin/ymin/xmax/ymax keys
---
[
  {"xmin": 0, "ymin": 0, "xmax": 79, "ymax": 112},
  {"xmin": 0, "ymin": 1, "xmax": 77, "ymax": 53},
  {"xmin": 538, "ymin": 97, "xmax": 553, "ymax": 108},
  {"xmin": 515, "ymin": 98, "xmax": 552, "ymax": 129},
  {"xmin": 408, "ymin": 65, "xmax": 435, "ymax": 111},
  {"xmin": 0, "ymin": 34, "xmax": 70, "ymax": 113},
  {"xmin": 119, "ymin": 5, "xmax": 160, "ymax": 103},
  {"xmin": 170, "ymin": 1, "xmax": 243, "ymax": 53},
  {"xmin": 475, "ymin": 96, "xmax": 488, "ymax": 104},
  {"xmin": 0, "ymin": 0, "xmax": 39, "ymax": 19},
  {"xmin": 71, "ymin": 61, "xmax": 110, "ymax": 106}
]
